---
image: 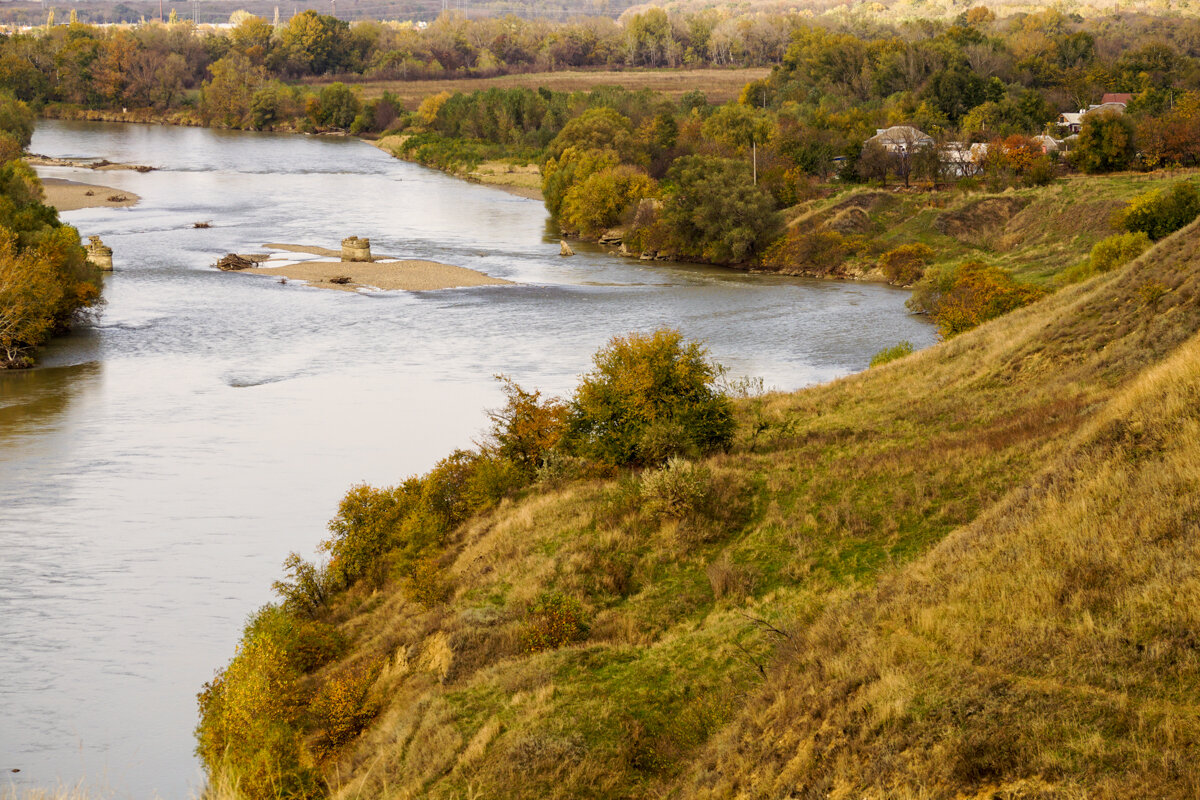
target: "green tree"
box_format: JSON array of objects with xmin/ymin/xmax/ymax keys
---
[
  {"xmin": 0, "ymin": 91, "xmax": 34, "ymax": 148},
  {"xmin": 546, "ymin": 107, "xmax": 636, "ymax": 162},
  {"xmin": 541, "ymin": 146, "xmax": 618, "ymax": 220},
  {"xmin": 1074, "ymin": 110, "xmax": 1137, "ymax": 173},
  {"xmin": 313, "ymin": 82, "xmax": 361, "ymax": 129},
  {"xmin": 923, "ymin": 63, "xmax": 991, "ymax": 122},
  {"xmin": 701, "ymin": 103, "xmax": 772, "ymax": 184},
  {"xmin": 658, "ymin": 155, "xmax": 780, "ymax": 263},
  {"xmin": 565, "ymin": 328, "xmax": 734, "ymax": 466}
]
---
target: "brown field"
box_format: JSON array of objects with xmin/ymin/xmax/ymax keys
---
[{"xmin": 310, "ymin": 67, "xmax": 772, "ymax": 108}]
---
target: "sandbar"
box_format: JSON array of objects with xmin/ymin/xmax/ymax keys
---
[
  {"xmin": 370, "ymin": 137, "xmax": 543, "ymax": 201},
  {"xmin": 41, "ymin": 178, "xmax": 140, "ymax": 211},
  {"xmin": 247, "ymin": 244, "xmax": 513, "ymax": 292}
]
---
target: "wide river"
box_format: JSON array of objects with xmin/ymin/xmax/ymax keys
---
[{"xmin": 1, "ymin": 120, "xmax": 933, "ymax": 798}]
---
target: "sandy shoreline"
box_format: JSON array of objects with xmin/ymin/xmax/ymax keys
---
[
  {"xmin": 243, "ymin": 244, "xmax": 513, "ymax": 292},
  {"xmin": 371, "ymin": 136, "xmax": 543, "ymax": 201},
  {"xmin": 41, "ymin": 177, "xmax": 140, "ymax": 211}
]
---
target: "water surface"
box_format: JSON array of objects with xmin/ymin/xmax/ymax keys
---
[{"xmin": 0, "ymin": 120, "xmax": 933, "ymax": 798}]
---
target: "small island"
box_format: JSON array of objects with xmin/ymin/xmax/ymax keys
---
[
  {"xmin": 41, "ymin": 177, "xmax": 140, "ymax": 211},
  {"xmin": 220, "ymin": 240, "xmax": 513, "ymax": 292}
]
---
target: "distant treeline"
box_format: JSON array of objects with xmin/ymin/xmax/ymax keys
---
[{"xmin": 0, "ymin": 6, "xmax": 794, "ymax": 111}]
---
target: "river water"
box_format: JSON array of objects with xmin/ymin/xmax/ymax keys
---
[{"xmin": 0, "ymin": 120, "xmax": 933, "ymax": 798}]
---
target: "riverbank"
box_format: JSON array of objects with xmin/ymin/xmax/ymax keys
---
[
  {"xmin": 240, "ymin": 243, "xmax": 514, "ymax": 291},
  {"xmin": 40, "ymin": 177, "xmax": 140, "ymax": 211},
  {"xmin": 371, "ymin": 135, "xmax": 543, "ymax": 200}
]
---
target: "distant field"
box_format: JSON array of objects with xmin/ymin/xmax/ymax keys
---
[{"xmin": 311, "ymin": 68, "xmax": 772, "ymax": 109}]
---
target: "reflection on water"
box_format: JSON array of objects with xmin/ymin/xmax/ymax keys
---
[{"xmin": 1, "ymin": 120, "xmax": 934, "ymax": 799}]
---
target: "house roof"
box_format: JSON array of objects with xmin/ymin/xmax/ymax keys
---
[
  {"xmin": 1059, "ymin": 112, "xmax": 1083, "ymax": 124},
  {"xmin": 1084, "ymin": 102, "xmax": 1128, "ymax": 117},
  {"xmin": 1032, "ymin": 134, "xmax": 1060, "ymax": 152},
  {"xmin": 1101, "ymin": 92, "xmax": 1133, "ymax": 105},
  {"xmin": 869, "ymin": 125, "xmax": 933, "ymax": 145}
]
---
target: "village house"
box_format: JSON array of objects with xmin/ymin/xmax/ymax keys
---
[
  {"xmin": 867, "ymin": 125, "xmax": 935, "ymax": 153},
  {"xmin": 1057, "ymin": 93, "xmax": 1131, "ymax": 133}
]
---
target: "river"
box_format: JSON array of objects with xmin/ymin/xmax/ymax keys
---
[{"xmin": 0, "ymin": 120, "xmax": 934, "ymax": 799}]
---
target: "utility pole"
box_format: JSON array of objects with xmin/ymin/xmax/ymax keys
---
[
  {"xmin": 158, "ymin": 0, "xmax": 163, "ymax": 22},
  {"xmin": 330, "ymin": 0, "xmax": 335, "ymax": 17}
]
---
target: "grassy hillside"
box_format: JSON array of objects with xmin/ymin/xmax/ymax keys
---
[
  {"xmin": 681, "ymin": 226, "xmax": 1200, "ymax": 799},
  {"xmin": 776, "ymin": 169, "xmax": 1200, "ymax": 286},
  {"xmin": 200, "ymin": 213, "xmax": 1200, "ymax": 799}
]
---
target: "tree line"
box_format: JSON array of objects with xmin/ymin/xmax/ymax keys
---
[{"xmin": 0, "ymin": 6, "xmax": 795, "ymax": 113}]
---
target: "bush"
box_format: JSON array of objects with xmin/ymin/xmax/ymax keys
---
[
  {"xmin": 321, "ymin": 482, "xmax": 419, "ymax": 587},
  {"xmin": 760, "ymin": 229, "xmax": 859, "ymax": 276},
  {"xmin": 484, "ymin": 375, "xmax": 569, "ymax": 474},
  {"xmin": 869, "ymin": 340, "xmax": 915, "ymax": 367},
  {"xmin": 242, "ymin": 604, "xmax": 347, "ymax": 674},
  {"xmin": 1119, "ymin": 182, "xmax": 1200, "ymax": 240},
  {"xmin": 566, "ymin": 329, "xmax": 735, "ymax": 467},
  {"xmin": 640, "ymin": 457, "xmax": 712, "ymax": 518},
  {"xmin": 404, "ymin": 553, "xmax": 449, "ymax": 607},
  {"xmin": 878, "ymin": 243, "xmax": 935, "ymax": 285},
  {"xmin": 930, "ymin": 261, "xmax": 1046, "ymax": 338},
  {"xmin": 308, "ymin": 659, "xmax": 382, "ymax": 761},
  {"xmin": 522, "ymin": 592, "xmax": 590, "ymax": 653},
  {"xmin": 1064, "ymin": 231, "xmax": 1152, "ymax": 283},
  {"xmin": 195, "ymin": 610, "xmax": 321, "ymax": 800},
  {"xmin": 272, "ymin": 552, "xmax": 333, "ymax": 616}
]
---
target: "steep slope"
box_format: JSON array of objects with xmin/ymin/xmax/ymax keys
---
[
  {"xmin": 219, "ymin": 219, "xmax": 1200, "ymax": 800},
  {"xmin": 681, "ymin": 269, "xmax": 1200, "ymax": 799}
]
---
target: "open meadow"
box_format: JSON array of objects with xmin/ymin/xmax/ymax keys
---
[{"xmin": 308, "ymin": 67, "xmax": 772, "ymax": 108}]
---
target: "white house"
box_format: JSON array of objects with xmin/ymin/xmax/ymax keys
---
[
  {"xmin": 867, "ymin": 125, "xmax": 935, "ymax": 153},
  {"xmin": 1057, "ymin": 97, "xmax": 1129, "ymax": 134}
]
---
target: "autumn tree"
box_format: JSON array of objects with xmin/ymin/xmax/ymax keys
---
[
  {"xmin": 0, "ymin": 97, "xmax": 101, "ymax": 369},
  {"xmin": 278, "ymin": 10, "xmax": 353, "ymax": 75},
  {"xmin": 560, "ymin": 165, "xmax": 656, "ymax": 237},
  {"xmin": 201, "ymin": 53, "xmax": 267, "ymax": 127}
]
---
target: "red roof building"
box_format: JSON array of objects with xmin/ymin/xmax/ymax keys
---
[{"xmin": 1101, "ymin": 93, "xmax": 1133, "ymax": 105}]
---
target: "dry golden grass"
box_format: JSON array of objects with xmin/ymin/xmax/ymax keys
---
[
  {"xmin": 312, "ymin": 68, "xmax": 771, "ymax": 109},
  {"xmin": 196, "ymin": 217, "xmax": 1200, "ymax": 800}
]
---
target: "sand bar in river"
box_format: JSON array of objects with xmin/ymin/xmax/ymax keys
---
[
  {"xmin": 247, "ymin": 243, "xmax": 513, "ymax": 292},
  {"xmin": 41, "ymin": 178, "xmax": 140, "ymax": 211}
]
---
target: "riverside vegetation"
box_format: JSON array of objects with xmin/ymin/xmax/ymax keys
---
[
  {"xmin": 9, "ymin": 6, "xmax": 1200, "ymax": 324},
  {"xmin": 195, "ymin": 207, "xmax": 1200, "ymax": 798},
  {"xmin": 0, "ymin": 92, "xmax": 101, "ymax": 368}
]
